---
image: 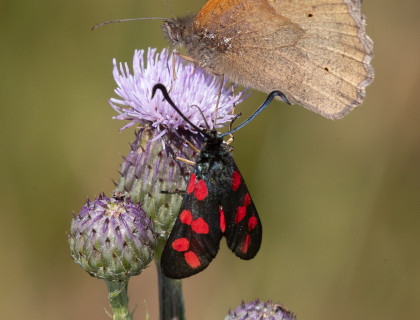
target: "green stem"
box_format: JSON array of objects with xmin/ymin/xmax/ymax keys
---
[
  {"xmin": 156, "ymin": 260, "xmax": 185, "ymax": 320},
  {"xmin": 105, "ymin": 279, "xmax": 133, "ymax": 320}
]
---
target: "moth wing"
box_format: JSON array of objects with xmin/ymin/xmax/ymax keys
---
[
  {"xmin": 161, "ymin": 174, "xmax": 223, "ymax": 279},
  {"xmin": 221, "ymin": 166, "xmax": 262, "ymax": 260}
]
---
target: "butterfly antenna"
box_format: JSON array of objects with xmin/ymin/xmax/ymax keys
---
[
  {"xmin": 92, "ymin": 17, "xmax": 171, "ymax": 31},
  {"xmin": 152, "ymin": 84, "xmax": 205, "ymax": 134},
  {"xmin": 162, "ymin": 0, "xmax": 176, "ymax": 20},
  {"xmin": 220, "ymin": 91, "xmax": 290, "ymax": 138}
]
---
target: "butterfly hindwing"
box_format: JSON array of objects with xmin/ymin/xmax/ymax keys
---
[
  {"xmin": 222, "ymin": 163, "xmax": 262, "ymax": 259},
  {"xmin": 161, "ymin": 172, "xmax": 223, "ymax": 279}
]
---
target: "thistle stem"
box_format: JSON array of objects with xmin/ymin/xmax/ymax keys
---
[
  {"xmin": 156, "ymin": 260, "xmax": 185, "ymax": 320},
  {"xmin": 105, "ymin": 279, "xmax": 133, "ymax": 320}
]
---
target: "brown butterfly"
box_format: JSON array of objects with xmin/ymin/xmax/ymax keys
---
[{"xmin": 163, "ymin": 0, "xmax": 374, "ymax": 119}]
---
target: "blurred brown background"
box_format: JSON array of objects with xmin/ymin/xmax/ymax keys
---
[{"xmin": 1, "ymin": 0, "xmax": 419, "ymax": 319}]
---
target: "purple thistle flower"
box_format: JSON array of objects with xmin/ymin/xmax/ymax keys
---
[
  {"xmin": 110, "ymin": 48, "xmax": 249, "ymax": 260},
  {"xmin": 225, "ymin": 299, "xmax": 296, "ymax": 320},
  {"xmin": 110, "ymin": 48, "xmax": 248, "ymax": 133}
]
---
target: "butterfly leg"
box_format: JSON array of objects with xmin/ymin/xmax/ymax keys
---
[
  {"xmin": 225, "ymin": 112, "xmax": 242, "ymax": 146},
  {"xmin": 173, "ymin": 51, "xmax": 196, "ymax": 63},
  {"xmin": 213, "ymin": 75, "xmax": 225, "ymax": 126},
  {"xmin": 176, "ymin": 156, "xmax": 196, "ymax": 166},
  {"xmin": 172, "ymin": 53, "xmax": 177, "ymax": 81},
  {"xmin": 173, "ymin": 52, "xmax": 199, "ymax": 75}
]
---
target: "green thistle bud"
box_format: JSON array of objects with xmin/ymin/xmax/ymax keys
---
[
  {"xmin": 225, "ymin": 299, "xmax": 296, "ymax": 320},
  {"xmin": 68, "ymin": 194, "xmax": 156, "ymax": 281},
  {"xmin": 115, "ymin": 127, "xmax": 202, "ymax": 254}
]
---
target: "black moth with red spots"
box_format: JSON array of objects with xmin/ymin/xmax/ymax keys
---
[
  {"xmin": 152, "ymin": 84, "xmax": 289, "ymax": 279},
  {"xmin": 162, "ymin": 130, "xmax": 261, "ymax": 278}
]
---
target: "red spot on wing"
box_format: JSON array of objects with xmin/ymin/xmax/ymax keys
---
[
  {"xmin": 244, "ymin": 193, "xmax": 251, "ymax": 206},
  {"xmin": 232, "ymin": 171, "xmax": 241, "ymax": 191},
  {"xmin": 194, "ymin": 179, "xmax": 208, "ymax": 200},
  {"xmin": 191, "ymin": 218, "xmax": 209, "ymax": 234},
  {"xmin": 235, "ymin": 193, "xmax": 252, "ymax": 224},
  {"xmin": 184, "ymin": 251, "xmax": 201, "ymax": 268},
  {"xmin": 187, "ymin": 174, "xmax": 196, "ymax": 194},
  {"xmin": 180, "ymin": 210, "xmax": 193, "ymax": 225},
  {"xmin": 242, "ymin": 234, "xmax": 251, "ymax": 254},
  {"xmin": 220, "ymin": 207, "xmax": 225, "ymax": 233},
  {"xmin": 172, "ymin": 238, "xmax": 189, "ymax": 252},
  {"xmin": 235, "ymin": 206, "xmax": 246, "ymax": 224},
  {"xmin": 248, "ymin": 216, "xmax": 258, "ymax": 231}
]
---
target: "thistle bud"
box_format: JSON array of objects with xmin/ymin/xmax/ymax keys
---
[
  {"xmin": 225, "ymin": 299, "xmax": 296, "ymax": 320},
  {"xmin": 115, "ymin": 127, "xmax": 201, "ymax": 249},
  {"xmin": 68, "ymin": 194, "xmax": 156, "ymax": 281}
]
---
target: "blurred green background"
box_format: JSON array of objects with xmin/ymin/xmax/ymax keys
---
[{"xmin": 1, "ymin": 0, "xmax": 419, "ymax": 319}]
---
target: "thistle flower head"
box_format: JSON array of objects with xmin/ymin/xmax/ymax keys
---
[
  {"xmin": 68, "ymin": 194, "xmax": 156, "ymax": 281},
  {"xmin": 225, "ymin": 299, "xmax": 296, "ymax": 320},
  {"xmin": 110, "ymin": 47, "xmax": 248, "ymax": 133},
  {"xmin": 111, "ymin": 48, "xmax": 249, "ymax": 259}
]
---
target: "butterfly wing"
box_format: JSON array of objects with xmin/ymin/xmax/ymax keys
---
[
  {"xmin": 193, "ymin": 0, "xmax": 374, "ymax": 119},
  {"xmin": 221, "ymin": 164, "xmax": 262, "ymax": 259},
  {"xmin": 161, "ymin": 173, "xmax": 223, "ymax": 279}
]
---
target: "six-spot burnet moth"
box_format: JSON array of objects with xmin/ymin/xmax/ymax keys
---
[{"xmin": 152, "ymin": 84, "xmax": 290, "ymax": 279}]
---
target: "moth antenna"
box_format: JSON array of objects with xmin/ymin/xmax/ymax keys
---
[
  {"xmin": 152, "ymin": 83, "xmax": 206, "ymax": 135},
  {"xmin": 220, "ymin": 91, "xmax": 290, "ymax": 138},
  {"xmin": 92, "ymin": 17, "xmax": 172, "ymax": 31}
]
